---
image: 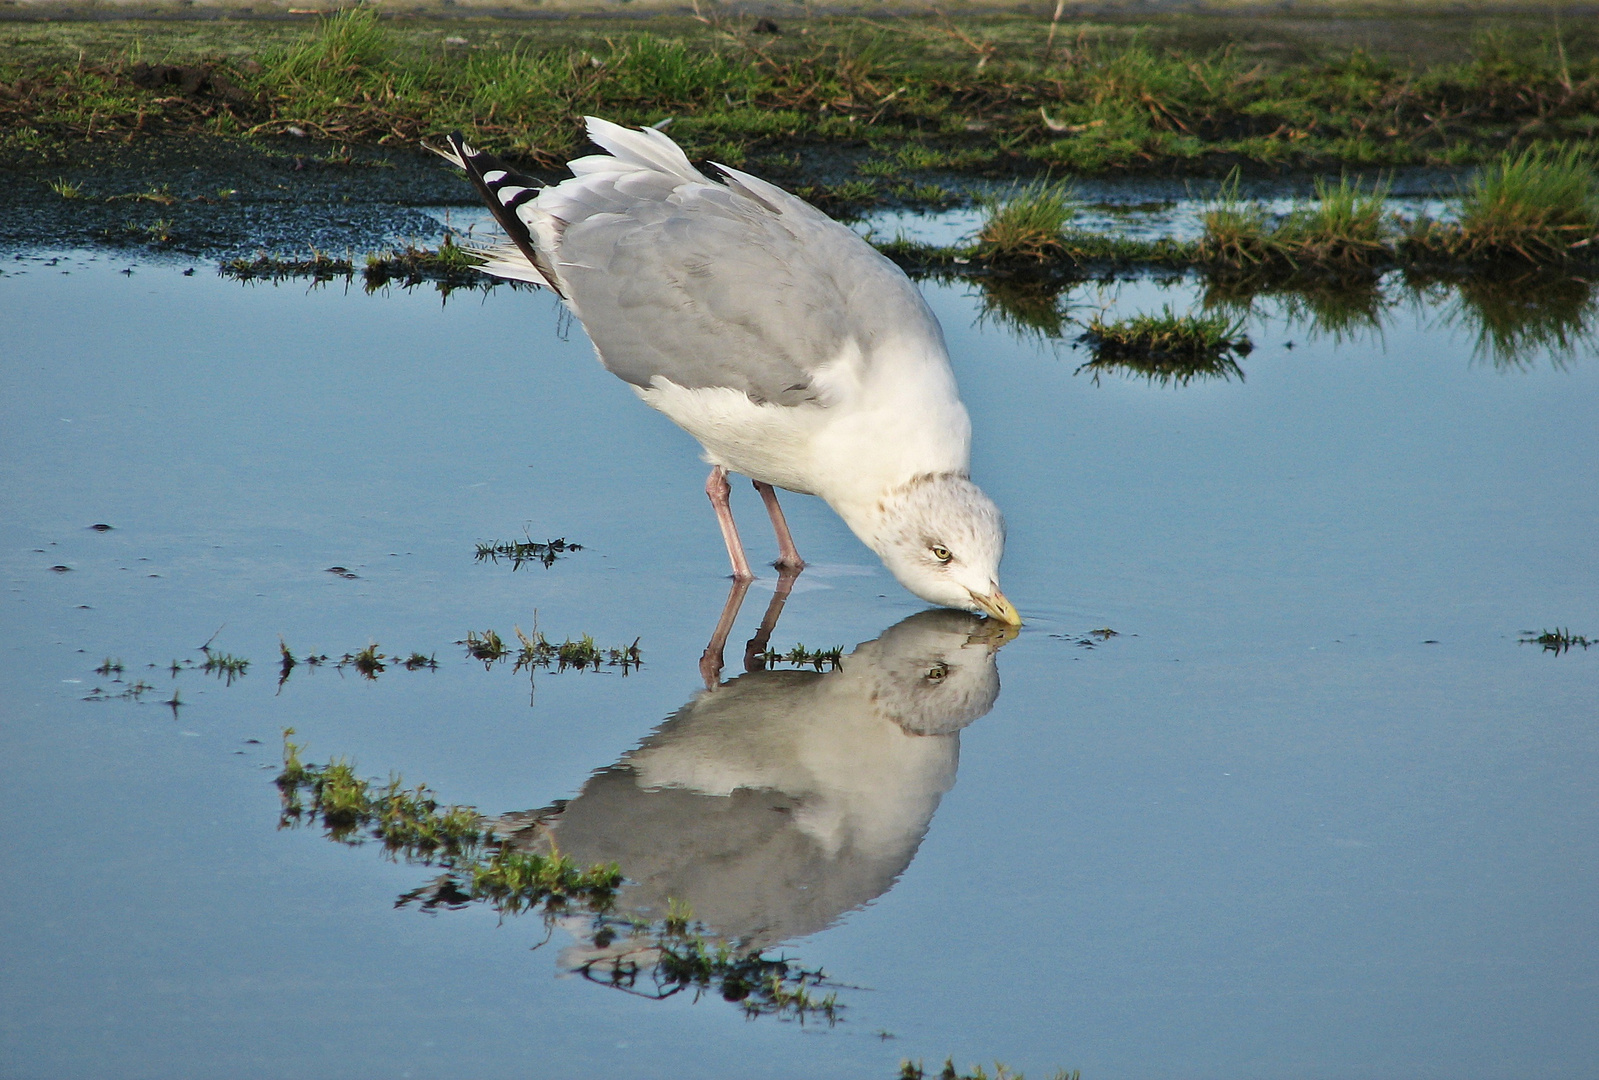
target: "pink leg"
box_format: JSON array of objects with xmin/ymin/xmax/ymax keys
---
[
  {"xmin": 706, "ymin": 466, "xmax": 754, "ymax": 581},
  {"xmin": 753, "ymin": 481, "xmax": 805, "ymax": 570}
]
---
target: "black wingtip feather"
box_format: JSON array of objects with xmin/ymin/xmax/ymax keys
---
[{"xmin": 445, "ymin": 132, "xmax": 563, "ymax": 297}]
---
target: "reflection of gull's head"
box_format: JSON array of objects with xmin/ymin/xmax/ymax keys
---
[
  {"xmin": 500, "ymin": 610, "xmax": 1007, "ymax": 953},
  {"xmin": 852, "ymin": 608, "xmax": 1006, "ymax": 736}
]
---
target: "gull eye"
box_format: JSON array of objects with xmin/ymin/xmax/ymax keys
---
[
  {"xmin": 926, "ymin": 663, "xmax": 948, "ymax": 681},
  {"xmin": 930, "ymin": 545, "xmax": 952, "ymax": 564}
]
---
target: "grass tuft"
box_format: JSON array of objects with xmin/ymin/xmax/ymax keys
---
[
  {"xmin": 975, "ymin": 180, "xmax": 1078, "ymax": 262},
  {"xmin": 1450, "ymin": 145, "xmax": 1599, "ymax": 261}
]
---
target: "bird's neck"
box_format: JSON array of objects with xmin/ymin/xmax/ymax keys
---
[{"xmin": 825, "ymin": 472, "xmax": 957, "ymax": 558}]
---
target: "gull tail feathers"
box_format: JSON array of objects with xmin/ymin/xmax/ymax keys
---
[
  {"xmin": 430, "ymin": 132, "xmax": 563, "ymax": 296},
  {"xmin": 582, "ymin": 116, "xmax": 706, "ymax": 184}
]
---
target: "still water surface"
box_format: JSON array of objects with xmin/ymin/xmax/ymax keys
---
[{"xmin": 2, "ymin": 246, "xmax": 1596, "ymax": 1079}]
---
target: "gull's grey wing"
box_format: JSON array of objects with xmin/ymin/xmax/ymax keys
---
[{"xmin": 556, "ymin": 168, "xmax": 945, "ymax": 407}]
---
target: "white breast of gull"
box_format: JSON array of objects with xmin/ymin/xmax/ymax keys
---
[{"xmin": 433, "ymin": 117, "xmax": 1019, "ymax": 624}]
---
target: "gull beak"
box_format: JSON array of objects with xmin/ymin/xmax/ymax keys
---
[{"xmin": 970, "ymin": 586, "xmax": 1022, "ymax": 626}]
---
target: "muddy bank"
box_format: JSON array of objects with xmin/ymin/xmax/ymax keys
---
[{"xmin": 0, "ymin": 134, "xmax": 470, "ymax": 255}]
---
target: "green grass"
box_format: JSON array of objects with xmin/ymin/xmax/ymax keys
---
[
  {"xmin": 975, "ymin": 180, "xmax": 1078, "ymax": 262},
  {"xmin": 1274, "ymin": 174, "xmax": 1393, "ymax": 265},
  {"xmin": 1076, "ymin": 305, "xmax": 1252, "ymax": 385},
  {"xmin": 1195, "ymin": 170, "xmax": 1275, "ymax": 265},
  {"xmin": 5, "ymin": 12, "xmax": 1599, "ymax": 175},
  {"xmin": 1448, "ymin": 144, "xmax": 1599, "ymax": 260}
]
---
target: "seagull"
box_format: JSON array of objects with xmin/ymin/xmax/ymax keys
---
[{"xmin": 433, "ymin": 118, "xmax": 1020, "ymax": 624}]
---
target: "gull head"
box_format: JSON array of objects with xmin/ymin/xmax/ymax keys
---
[{"xmin": 870, "ymin": 473, "xmax": 1020, "ymax": 625}]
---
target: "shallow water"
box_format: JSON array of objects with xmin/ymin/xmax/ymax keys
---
[{"xmin": 2, "ymin": 245, "xmax": 1596, "ymax": 1080}]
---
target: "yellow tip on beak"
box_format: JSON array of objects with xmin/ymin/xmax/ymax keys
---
[{"xmin": 972, "ymin": 588, "xmax": 1022, "ymax": 626}]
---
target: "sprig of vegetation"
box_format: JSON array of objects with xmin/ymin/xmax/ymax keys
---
[
  {"xmin": 201, "ymin": 651, "xmax": 249, "ymax": 684},
  {"xmin": 1440, "ymin": 144, "xmax": 1599, "ymax": 261}
]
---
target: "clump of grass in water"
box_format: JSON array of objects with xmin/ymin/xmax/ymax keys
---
[
  {"xmin": 1196, "ymin": 169, "xmax": 1274, "ymax": 266},
  {"xmin": 1449, "ymin": 145, "xmax": 1599, "ymax": 261},
  {"xmin": 363, "ymin": 241, "xmax": 484, "ymax": 289},
  {"xmin": 1275, "ymin": 174, "xmax": 1392, "ymax": 267},
  {"xmin": 276, "ymin": 731, "xmax": 836, "ymax": 1023},
  {"xmin": 221, "ymin": 252, "xmax": 353, "ymax": 283},
  {"xmin": 975, "ymin": 180, "xmax": 1078, "ymax": 262},
  {"xmin": 513, "ymin": 625, "xmax": 642, "ymax": 674},
  {"xmin": 46, "ymin": 176, "xmax": 85, "ymax": 198},
  {"xmin": 1076, "ymin": 305, "xmax": 1251, "ymax": 386},
  {"xmin": 277, "ymin": 728, "xmax": 492, "ymax": 855},
  {"xmin": 1519, "ymin": 628, "xmax": 1593, "ymax": 655},
  {"xmin": 474, "ymin": 535, "xmax": 582, "ymax": 570}
]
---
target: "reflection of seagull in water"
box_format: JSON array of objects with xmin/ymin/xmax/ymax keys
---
[
  {"xmin": 432, "ymin": 119, "xmax": 1019, "ymax": 624},
  {"xmin": 496, "ymin": 608, "xmax": 1011, "ymax": 959}
]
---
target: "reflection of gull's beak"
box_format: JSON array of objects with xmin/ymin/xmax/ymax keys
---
[{"xmin": 970, "ymin": 586, "xmax": 1022, "ymax": 626}]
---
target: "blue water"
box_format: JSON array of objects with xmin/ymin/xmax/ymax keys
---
[{"xmin": 1, "ymin": 249, "xmax": 1595, "ymax": 1080}]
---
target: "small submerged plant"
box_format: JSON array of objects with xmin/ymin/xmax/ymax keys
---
[
  {"xmin": 474, "ymin": 535, "xmax": 583, "ymax": 570},
  {"xmin": 1519, "ymin": 628, "xmax": 1593, "ymax": 655},
  {"xmin": 47, "ymin": 176, "xmax": 85, "ymax": 199},
  {"xmin": 899, "ymin": 1060, "xmax": 1080, "ymax": 1080},
  {"xmin": 975, "ymin": 179, "xmax": 1078, "ymax": 262},
  {"xmin": 462, "ymin": 628, "xmax": 509, "ymax": 668},
  {"xmin": 363, "ymin": 241, "xmax": 485, "ymax": 290},
  {"xmin": 1075, "ymin": 305, "xmax": 1251, "ymax": 386}
]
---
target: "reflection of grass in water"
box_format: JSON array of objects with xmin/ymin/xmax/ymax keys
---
[
  {"xmin": 276, "ymin": 730, "xmax": 839, "ymax": 1024},
  {"xmin": 974, "ymin": 278, "xmax": 1075, "ymax": 341},
  {"xmin": 1206, "ymin": 273, "xmax": 1391, "ymax": 347},
  {"xmin": 1076, "ymin": 305, "xmax": 1251, "ymax": 386},
  {"xmin": 1440, "ymin": 272, "xmax": 1597, "ymax": 368}
]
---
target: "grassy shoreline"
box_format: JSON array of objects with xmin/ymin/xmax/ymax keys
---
[{"xmin": 4, "ymin": 7, "xmax": 1598, "ymax": 187}]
